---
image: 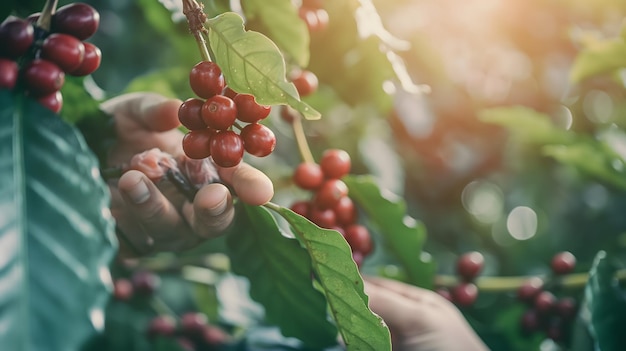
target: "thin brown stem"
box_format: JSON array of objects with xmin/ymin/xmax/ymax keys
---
[{"xmin": 182, "ymin": 0, "xmax": 212, "ymax": 62}]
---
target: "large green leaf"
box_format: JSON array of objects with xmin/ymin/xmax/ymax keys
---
[
  {"xmin": 206, "ymin": 12, "xmax": 320, "ymax": 120},
  {"xmin": 242, "ymin": 0, "xmax": 310, "ymax": 67},
  {"xmin": 269, "ymin": 203, "xmax": 392, "ymax": 351},
  {"xmin": 344, "ymin": 175, "xmax": 435, "ymax": 288},
  {"xmin": 0, "ymin": 90, "xmax": 117, "ymax": 350},
  {"xmin": 226, "ymin": 203, "xmax": 338, "ymax": 349},
  {"xmin": 577, "ymin": 251, "xmax": 626, "ymax": 351},
  {"xmin": 570, "ymin": 37, "xmax": 626, "ymax": 83}
]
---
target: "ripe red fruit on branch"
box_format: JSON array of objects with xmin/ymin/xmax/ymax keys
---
[
  {"xmin": 180, "ymin": 312, "xmax": 209, "ymax": 336},
  {"xmin": 68, "ymin": 42, "xmax": 101, "ymax": 76},
  {"xmin": 183, "ymin": 128, "xmax": 216, "ymax": 159},
  {"xmin": 320, "ymin": 149, "xmax": 351, "ymax": 179},
  {"xmin": 291, "ymin": 70, "xmax": 318, "ymax": 97},
  {"xmin": 290, "ymin": 201, "xmax": 310, "ymax": 217},
  {"xmin": 452, "ymin": 282, "xmax": 478, "ymax": 307},
  {"xmin": 23, "ymin": 59, "xmax": 65, "ymax": 96},
  {"xmin": 344, "ymin": 224, "xmax": 373, "ymax": 255},
  {"xmin": 179, "ymin": 98, "xmax": 208, "ymax": 130},
  {"xmin": 41, "ymin": 33, "xmax": 85, "ymax": 72},
  {"xmin": 131, "ymin": 270, "xmax": 161, "ymax": 296},
  {"xmin": 202, "ymin": 95, "xmax": 237, "ymax": 130},
  {"xmin": 333, "ymin": 196, "xmax": 357, "ymax": 226},
  {"xmin": 293, "ymin": 162, "xmax": 324, "ymax": 190},
  {"xmin": 210, "ymin": 130, "xmax": 244, "ymax": 168},
  {"xmin": 534, "ymin": 291, "xmax": 556, "ymax": 314},
  {"xmin": 313, "ymin": 179, "xmax": 348, "ymax": 209},
  {"xmin": 456, "ymin": 251, "xmax": 484, "ymax": 281},
  {"xmin": 113, "ymin": 278, "xmax": 133, "ymax": 301},
  {"xmin": 240, "ymin": 123, "xmax": 276, "ymax": 157},
  {"xmin": 308, "ymin": 207, "xmax": 336, "ymax": 228},
  {"xmin": 551, "ymin": 251, "xmax": 576, "ymax": 275},
  {"xmin": 0, "ymin": 58, "xmax": 18, "ymax": 89},
  {"xmin": 190, "ymin": 61, "xmax": 225, "ymax": 99},
  {"xmin": 147, "ymin": 315, "xmax": 176, "ymax": 337},
  {"xmin": 516, "ymin": 277, "xmax": 543, "ymax": 304},
  {"xmin": 0, "ymin": 18, "xmax": 34, "ymax": 59},
  {"xmin": 52, "ymin": 2, "xmax": 100, "ymax": 40},
  {"xmin": 37, "ymin": 91, "xmax": 63, "ymax": 113},
  {"xmin": 234, "ymin": 93, "xmax": 271, "ymax": 123}
]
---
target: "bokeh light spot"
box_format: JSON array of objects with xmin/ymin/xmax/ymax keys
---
[
  {"xmin": 462, "ymin": 180, "xmax": 504, "ymax": 224},
  {"xmin": 506, "ymin": 206, "xmax": 537, "ymax": 240}
]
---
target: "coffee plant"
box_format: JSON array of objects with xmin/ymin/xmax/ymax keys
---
[{"xmin": 1, "ymin": 0, "xmax": 626, "ymax": 351}]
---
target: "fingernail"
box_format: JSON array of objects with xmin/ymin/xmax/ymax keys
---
[
  {"xmin": 127, "ymin": 179, "xmax": 150, "ymax": 204},
  {"xmin": 207, "ymin": 198, "xmax": 228, "ymax": 216}
]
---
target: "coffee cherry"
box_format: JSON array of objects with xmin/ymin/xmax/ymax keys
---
[
  {"xmin": 202, "ymin": 325, "xmax": 230, "ymax": 347},
  {"xmin": 333, "ymin": 196, "xmax": 357, "ymax": 226},
  {"xmin": 131, "ymin": 270, "xmax": 161, "ymax": 296},
  {"xmin": 240, "ymin": 123, "xmax": 276, "ymax": 157},
  {"xmin": 520, "ymin": 309, "xmax": 540, "ymax": 335},
  {"xmin": 113, "ymin": 278, "xmax": 133, "ymax": 301},
  {"xmin": 23, "ymin": 59, "xmax": 65, "ymax": 97},
  {"xmin": 293, "ymin": 162, "xmax": 324, "ymax": 190},
  {"xmin": 308, "ymin": 207, "xmax": 336, "ymax": 228},
  {"xmin": 179, "ymin": 98, "xmax": 207, "ymax": 130},
  {"xmin": 234, "ymin": 93, "xmax": 271, "ymax": 123},
  {"xmin": 68, "ymin": 42, "xmax": 101, "ymax": 76},
  {"xmin": 0, "ymin": 18, "xmax": 34, "ymax": 59},
  {"xmin": 556, "ymin": 297, "xmax": 577, "ymax": 320},
  {"xmin": 313, "ymin": 179, "xmax": 348, "ymax": 210},
  {"xmin": 202, "ymin": 95, "xmax": 237, "ymax": 130},
  {"xmin": 290, "ymin": 201, "xmax": 310, "ymax": 217},
  {"xmin": 0, "ymin": 58, "xmax": 18, "ymax": 89},
  {"xmin": 517, "ymin": 277, "xmax": 544, "ymax": 304},
  {"xmin": 452, "ymin": 283, "xmax": 478, "ymax": 307},
  {"xmin": 182, "ymin": 128, "xmax": 216, "ymax": 159},
  {"xmin": 41, "ymin": 33, "xmax": 85, "ymax": 72},
  {"xmin": 291, "ymin": 70, "xmax": 318, "ymax": 97},
  {"xmin": 180, "ymin": 312, "xmax": 209, "ymax": 336},
  {"xmin": 37, "ymin": 90, "xmax": 63, "ymax": 113},
  {"xmin": 456, "ymin": 251, "xmax": 484, "ymax": 281},
  {"xmin": 190, "ymin": 61, "xmax": 225, "ymax": 99},
  {"xmin": 344, "ymin": 224, "xmax": 373, "ymax": 255},
  {"xmin": 320, "ymin": 149, "xmax": 351, "ymax": 179},
  {"xmin": 147, "ymin": 315, "xmax": 177, "ymax": 337},
  {"xmin": 534, "ymin": 291, "xmax": 556, "ymax": 314},
  {"xmin": 551, "ymin": 251, "xmax": 576, "ymax": 275},
  {"xmin": 53, "ymin": 2, "xmax": 100, "ymax": 40},
  {"xmin": 210, "ymin": 130, "xmax": 244, "ymax": 168}
]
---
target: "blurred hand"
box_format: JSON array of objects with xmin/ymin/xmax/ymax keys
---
[
  {"xmin": 364, "ymin": 276, "xmax": 489, "ymax": 351},
  {"xmin": 100, "ymin": 92, "xmax": 274, "ymax": 257}
]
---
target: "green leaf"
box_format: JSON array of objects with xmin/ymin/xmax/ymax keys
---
[
  {"xmin": 478, "ymin": 106, "xmax": 574, "ymax": 145},
  {"xmin": 269, "ymin": 203, "xmax": 392, "ymax": 351},
  {"xmin": 570, "ymin": 37, "xmax": 626, "ymax": 83},
  {"xmin": 344, "ymin": 175, "xmax": 435, "ymax": 288},
  {"xmin": 206, "ymin": 12, "xmax": 321, "ymax": 120},
  {"xmin": 578, "ymin": 251, "xmax": 626, "ymax": 351},
  {"xmin": 0, "ymin": 90, "xmax": 117, "ymax": 350},
  {"xmin": 226, "ymin": 203, "xmax": 338, "ymax": 349},
  {"xmin": 242, "ymin": 0, "xmax": 310, "ymax": 67}
]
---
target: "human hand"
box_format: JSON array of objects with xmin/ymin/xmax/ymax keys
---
[
  {"xmin": 364, "ymin": 276, "xmax": 489, "ymax": 351},
  {"xmin": 100, "ymin": 92, "xmax": 274, "ymax": 257}
]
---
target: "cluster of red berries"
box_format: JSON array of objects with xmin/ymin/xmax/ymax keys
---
[
  {"xmin": 0, "ymin": 2, "xmax": 102, "ymax": 113},
  {"xmin": 113, "ymin": 271, "xmax": 228, "ymax": 351},
  {"xmin": 437, "ymin": 251, "xmax": 484, "ymax": 307},
  {"xmin": 518, "ymin": 251, "xmax": 578, "ymax": 343},
  {"xmin": 179, "ymin": 61, "xmax": 276, "ymax": 168},
  {"xmin": 298, "ymin": 0, "xmax": 329, "ymax": 33},
  {"xmin": 289, "ymin": 149, "xmax": 373, "ymax": 266}
]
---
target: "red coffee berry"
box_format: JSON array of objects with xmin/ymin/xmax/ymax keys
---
[
  {"xmin": 182, "ymin": 128, "xmax": 217, "ymax": 159},
  {"xmin": 180, "ymin": 312, "xmax": 209, "ymax": 336},
  {"xmin": 52, "ymin": 2, "xmax": 100, "ymax": 40},
  {"xmin": 210, "ymin": 130, "xmax": 244, "ymax": 168},
  {"xmin": 333, "ymin": 196, "xmax": 357, "ymax": 226},
  {"xmin": 313, "ymin": 179, "xmax": 348, "ymax": 210},
  {"xmin": 517, "ymin": 277, "xmax": 544, "ymax": 304},
  {"xmin": 37, "ymin": 90, "xmax": 63, "ymax": 113},
  {"xmin": 68, "ymin": 42, "xmax": 101, "ymax": 76},
  {"xmin": 291, "ymin": 70, "xmax": 318, "ymax": 97},
  {"xmin": 202, "ymin": 325, "xmax": 230, "ymax": 346},
  {"xmin": 308, "ymin": 207, "xmax": 336, "ymax": 228},
  {"xmin": 234, "ymin": 93, "xmax": 271, "ymax": 123},
  {"xmin": 452, "ymin": 283, "xmax": 479, "ymax": 307},
  {"xmin": 534, "ymin": 291, "xmax": 556, "ymax": 314},
  {"xmin": 0, "ymin": 58, "xmax": 18, "ymax": 89},
  {"xmin": 240, "ymin": 123, "xmax": 276, "ymax": 157},
  {"xmin": 23, "ymin": 59, "xmax": 65, "ymax": 97},
  {"xmin": 0, "ymin": 18, "xmax": 34, "ymax": 59},
  {"xmin": 290, "ymin": 200, "xmax": 310, "ymax": 217},
  {"xmin": 556, "ymin": 297, "xmax": 577, "ymax": 320},
  {"xmin": 520, "ymin": 309, "xmax": 540, "ymax": 335},
  {"xmin": 179, "ymin": 98, "xmax": 207, "ymax": 130},
  {"xmin": 41, "ymin": 33, "xmax": 85, "ymax": 72},
  {"xmin": 293, "ymin": 162, "xmax": 324, "ymax": 190},
  {"xmin": 456, "ymin": 251, "xmax": 484, "ymax": 281},
  {"xmin": 147, "ymin": 315, "xmax": 176, "ymax": 337},
  {"xmin": 202, "ymin": 95, "xmax": 237, "ymax": 130},
  {"xmin": 113, "ymin": 278, "xmax": 133, "ymax": 301},
  {"xmin": 190, "ymin": 61, "xmax": 225, "ymax": 99},
  {"xmin": 551, "ymin": 251, "xmax": 576, "ymax": 275},
  {"xmin": 344, "ymin": 224, "xmax": 373, "ymax": 255},
  {"xmin": 222, "ymin": 86, "xmax": 238, "ymax": 99},
  {"xmin": 132, "ymin": 270, "xmax": 161, "ymax": 296},
  {"xmin": 320, "ymin": 149, "xmax": 351, "ymax": 179}
]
